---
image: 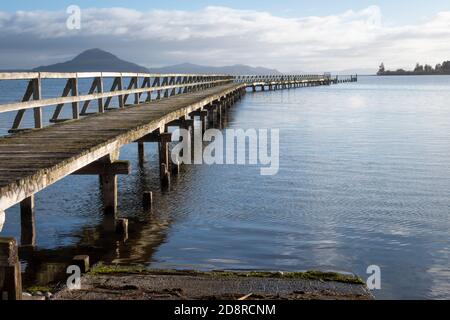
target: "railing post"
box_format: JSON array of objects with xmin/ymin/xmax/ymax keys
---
[
  {"xmin": 32, "ymin": 76, "xmax": 42, "ymax": 129},
  {"xmin": 144, "ymin": 77, "xmax": 151, "ymax": 102},
  {"xmin": 0, "ymin": 237, "xmax": 22, "ymax": 300},
  {"xmin": 71, "ymin": 77, "xmax": 79, "ymax": 119},
  {"xmin": 163, "ymin": 77, "xmax": 169, "ymax": 98},
  {"xmin": 118, "ymin": 76, "xmax": 124, "ymax": 108},
  {"xmin": 182, "ymin": 76, "xmax": 188, "ymax": 94},
  {"xmin": 153, "ymin": 77, "xmax": 161, "ymax": 100},
  {"xmin": 134, "ymin": 76, "xmax": 139, "ymax": 104},
  {"xmin": 98, "ymin": 76, "xmax": 104, "ymax": 113},
  {"xmin": 170, "ymin": 76, "xmax": 176, "ymax": 96}
]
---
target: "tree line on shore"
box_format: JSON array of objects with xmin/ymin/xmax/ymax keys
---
[{"xmin": 377, "ymin": 61, "xmax": 450, "ymax": 75}]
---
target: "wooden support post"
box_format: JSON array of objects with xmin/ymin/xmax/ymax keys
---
[
  {"xmin": 0, "ymin": 237, "xmax": 22, "ymax": 300},
  {"xmin": 117, "ymin": 77, "xmax": 124, "ymax": 108},
  {"xmin": 205, "ymin": 107, "xmax": 215, "ymax": 126},
  {"xmin": 182, "ymin": 119, "xmax": 194, "ymax": 131},
  {"xmin": 115, "ymin": 218, "xmax": 128, "ymax": 237},
  {"xmin": 143, "ymin": 191, "xmax": 153, "ymax": 211},
  {"xmin": 138, "ymin": 142, "xmax": 145, "ymax": 167},
  {"xmin": 97, "ymin": 77, "xmax": 104, "ymax": 113},
  {"xmin": 182, "ymin": 119, "xmax": 194, "ymax": 156},
  {"xmin": 220, "ymin": 100, "xmax": 228, "ymax": 123},
  {"xmin": 72, "ymin": 255, "xmax": 89, "ymax": 273},
  {"xmin": 71, "ymin": 77, "xmax": 79, "ymax": 120},
  {"xmin": 171, "ymin": 154, "xmax": 181, "ymax": 175},
  {"xmin": 20, "ymin": 195, "xmax": 36, "ymax": 247},
  {"xmin": 100, "ymin": 174, "xmax": 117, "ymax": 216},
  {"xmin": 160, "ymin": 164, "xmax": 170, "ymax": 190},
  {"xmin": 32, "ymin": 78, "xmax": 42, "ymax": 129},
  {"xmin": 159, "ymin": 133, "xmax": 172, "ymax": 190},
  {"xmin": 200, "ymin": 112, "xmax": 207, "ymax": 135}
]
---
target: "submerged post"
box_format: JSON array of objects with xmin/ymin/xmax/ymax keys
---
[
  {"xmin": 138, "ymin": 142, "xmax": 145, "ymax": 167},
  {"xmin": 0, "ymin": 237, "xmax": 22, "ymax": 300},
  {"xmin": 115, "ymin": 218, "xmax": 129, "ymax": 237},
  {"xmin": 159, "ymin": 133, "xmax": 172, "ymax": 189},
  {"xmin": 143, "ymin": 191, "xmax": 153, "ymax": 211},
  {"xmin": 101, "ymin": 174, "xmax": 117, "ymax": 216}
]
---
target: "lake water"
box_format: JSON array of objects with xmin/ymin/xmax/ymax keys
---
[{"xmin": 1, "ymin": 75, "xmax": 450, "ymax": 299}]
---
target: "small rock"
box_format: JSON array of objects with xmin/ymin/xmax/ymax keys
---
[
  {"xmin": 33, "ymin": 291, "xmax": 43, "ymax": 296},
  {"xmin": 22, "ymin": 292, "xmax": 32, "ymax": 297},
  {"xmin": 44, "ymin": 292, "xmax": 53, "ymax": 299}
]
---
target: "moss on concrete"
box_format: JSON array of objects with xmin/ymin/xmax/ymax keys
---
[
  {"xmin": 88, "ymin": 263, "xmax": 364, "ymax": 285},
  {"xmin": 25, "ymin": 285, "xmax": 53, "ymax": 294}
]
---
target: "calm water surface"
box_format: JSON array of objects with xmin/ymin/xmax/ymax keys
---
[{"xmin": 1, "ymin": 76, "xmax": 449, "ymax": 299}]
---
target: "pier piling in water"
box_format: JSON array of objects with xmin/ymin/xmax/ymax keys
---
[
  {"xmin": 159, "ymin": 133, "xmax": 172, "ymax": 189},
  {"xmin": 143, "ymin": 191, "xmax": 153, "ymax": 211},
  {"xmin": 115, "ymin": 218, "xmax": 129, "ymax": 237},
  {"xmin": 138, "ymin": 142, "xmax": 145, "ymax": 168},
  {"xmin": 101, "ymin": 174, "xmax": 118, "ymax": 216},
  {"xmin": 72, "ymin": 255, "xmax": 90, "ymax": 273},
  {"xmin": 20, "ymin": 195, "xmax": 36, "ymax": 247}
]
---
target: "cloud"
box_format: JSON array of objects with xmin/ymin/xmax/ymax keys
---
[{"xmin": 0, "ymin": 5, "xmax": 450, "ymax": 72}]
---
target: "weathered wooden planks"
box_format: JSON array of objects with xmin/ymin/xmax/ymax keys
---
[{"xmin": 0, "ymin": 83, "xmax": 243, "ymax": 211}]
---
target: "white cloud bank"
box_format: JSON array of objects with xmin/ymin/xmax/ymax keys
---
[{"xmin": 1, "ymin": 6, "xmax": 450, "ymax": 72}]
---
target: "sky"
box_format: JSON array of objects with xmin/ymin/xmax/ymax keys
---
[{"xmin": 1, "ymin": 1, "xmax": 450, "ymax": 72}]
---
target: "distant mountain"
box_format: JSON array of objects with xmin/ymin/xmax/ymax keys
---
[
  {"xmin": 147, "ymin": 63, "xmax": 282, "ymax": 75},
  {"xmin": 33, "ymin": 49, "xmax": 149, "ymax": 73},
  {"xmin": 0, "ymin": 69, "xmax": 29, "ymax": 72},
  {"xmin": 32, "ymin": 48, "xmax": 282, "ymax": 75}
]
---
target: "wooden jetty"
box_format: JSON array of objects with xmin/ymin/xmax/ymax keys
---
[
  {"xmin": 235, "ymin": 74, "xmax": 357, "ymax": 91},
  {"xmin": 0, "ymin": 71, "xmax": 356, "ymax": 299}
]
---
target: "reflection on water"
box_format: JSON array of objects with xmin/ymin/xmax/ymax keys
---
[{"xmin": 1, "ymin": 76, "xmax": 450, "ymax": 299}]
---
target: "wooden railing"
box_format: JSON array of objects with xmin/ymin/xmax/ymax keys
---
[
  {"xmin": 0, "ymin": 72, "xmax": 233, "ymax": 132},
  {"xmin": 234, "ymin": 74, "xmax": 330, "ymax": 84}
]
